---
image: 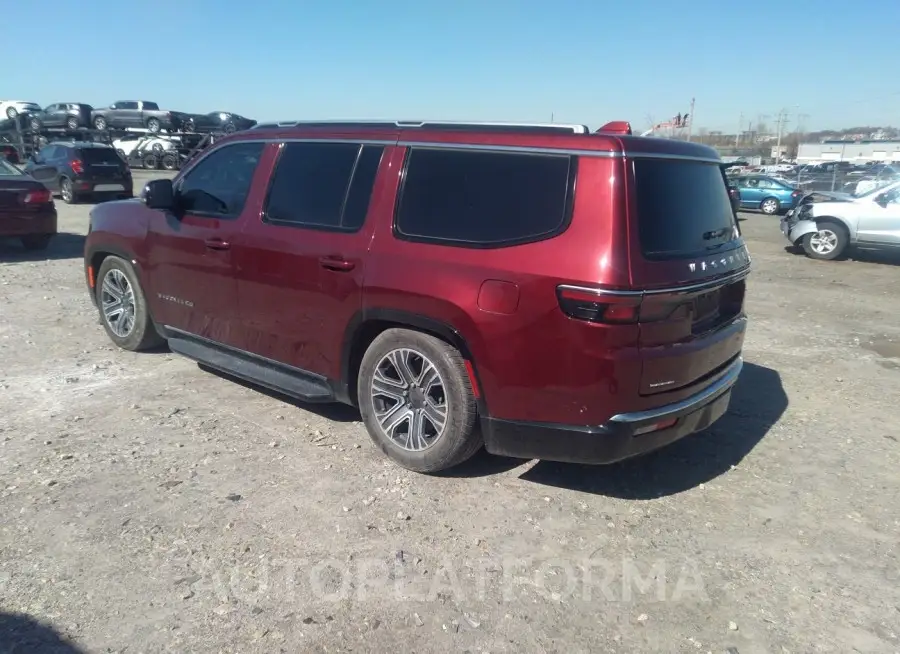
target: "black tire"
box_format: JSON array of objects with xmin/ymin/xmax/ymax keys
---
[
  {"xmin": 161, "ymin": 153, "xmax": 178, "ymax": 170},
  {"xmin": 95, "ymin": 256, "xmax": 164, "ymax": 351},
  {"xmin": 21, "ymin": 234, "xmax": 52, "ymax": 251},
  {"xmin": 93, "ymin": 116, "xmax": 107, "ymax": 130},
  {"xmin": 760, "ymin": 197, "xmax": 780, "ymax": 215},
  {"xmin": 29, "ymin": 117, "xmax": 41, "ymax": 131},
  {"xmin": 223, "ymin": 122, "xmax": 237, "ymax": 134},
  {"xmin": 801, "ymin": 220, "xmax": 849, "ymax": 261},
  {"xmin": 142, "ymin": 153, "xmax": 159, "ymax": 170},
  {"xmin": 150, "ymin": 142, "xmax": 164, "ymax": 154},
  {"xmin": 5, "ymin": 107, "xmax": 17, "ymax": 119},
  {"xmin": 66, "ymin": 116, "xmax": 79, "ymax": 130},
  {"xmin": 357, "ymin": 328, "xmax": 481, "ymax": 473},
  {"xmin": 146, "ymin": 118, "xmax": 161, "ymax": 133},
  {"xmin": 59, "ymin": 177, "xmax": 77, "ymax": 204}
]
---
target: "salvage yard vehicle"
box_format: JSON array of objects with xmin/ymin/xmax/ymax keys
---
[
  {"xmin": 26, "ymin": 103, "xmax": 94, "ymax": 131},
  {"xmin": 0, "ymin": 157, "xmax": 57, "ymax": 250},
  {"xmin": 24, "ymin": 141, "xmax": 133, "ymax": 204},
  {"xmin": 0, "ymin": 100, "xmax": 42, "ymax": 119},
  {"xmin": 782, "ymin": 180, "xmax": 900, "ymax": 260},
  {"xmin": 83, "ymin": 120, "xmax": 749, "ymax": 473},
  {"xmin": 91, "ymin": 101, "xmax": 185, "ymax": 133},
  {"xmin": 731, "ymin": 174, "xmax": 802, "ymax": 214}
]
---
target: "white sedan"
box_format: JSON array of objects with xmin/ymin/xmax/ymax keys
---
[{"xmin": 0, "ymin": 100, "xmax": 42, "ymax": 119}]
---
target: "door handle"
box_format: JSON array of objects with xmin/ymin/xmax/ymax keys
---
[
  {"xmin": 204, "ymin": 238, "xmax": 230, "ymax": 251},
  {"xmin": 319, "ymin": 256, "xmax": 355, "ymax": 272}
]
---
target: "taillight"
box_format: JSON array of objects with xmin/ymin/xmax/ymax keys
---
[
  {"xmin": 791, "ymin": 190, "xmax": 802, "ymax": 197},
  {"xmin": 23, "ymin": 189, "xmax": 52, "ymax": 204},
  {"xmin": 71, "ymin": 159, "xmax": 84, "ymax": 174},
  {"xmin": 556, "ymin": 286, "xmax": 642, "ymax": 324}
]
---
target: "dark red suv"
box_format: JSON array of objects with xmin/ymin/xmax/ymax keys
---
[{"xmin": 83, "ymin": 120, "xmax": 749, "ymax": 473}]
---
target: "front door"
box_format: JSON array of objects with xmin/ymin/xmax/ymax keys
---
[
  {"xmin": 144, "ymin": 140, "xmax": 269, "ymax": 347},
  {"xmin": 233, "ymin": 140, "xmax": 395, "ymax": 379},
  {"xmin": 739, "ymin": 176, "xmax": 763, "ymax": 208},
  {"xmin": 857, "ymin": 189, "xmax": 900, "ymax": 246}
]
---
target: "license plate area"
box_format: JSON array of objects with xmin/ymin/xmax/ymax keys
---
[{"xmin": 94, "ymin": 183, "xmax": 125, "ymax": 192}]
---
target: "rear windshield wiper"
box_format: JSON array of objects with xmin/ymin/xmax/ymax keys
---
[{"xmin": 702, "ymin": 227, "xmax": 730, "ymax": 240}]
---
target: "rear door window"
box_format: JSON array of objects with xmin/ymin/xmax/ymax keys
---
[
  {"xmin": 395, "ymin": 148, "xmax": 574, "ymax": 247},
  {"xmin": 632, "ymin": 159, "xmax": 739, "ymax": 260}
]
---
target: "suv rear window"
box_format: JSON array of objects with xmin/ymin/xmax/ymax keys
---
[
  {"xmin": 79, "ymin": 148, "xmax": 122, "ymax": 165},
  {"xmin": 633, "ymin": 159, "xmax": 739, "ymax": 260},
  {"xmin": 395, "ymin": 148, "xmax": 574, "ymax": 247}
]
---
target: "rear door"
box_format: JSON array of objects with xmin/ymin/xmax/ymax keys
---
[
  {"xmin": 627, "ymin": 157, "xmax": 749, "ymax": 396},
  {"xmin": 26, "ymin": 145, "xmax": 59, "ymax": 189},
  {"xmin": 144, "ymin": 140, "xmax": 269, "ymax": 346},
  {"xmin": 232, "ymin": 140, "xmax": 392, "ymax": 379},
  {"xmin": 78, "ymin": 147, "xmax": 128, "ymax": 190}
]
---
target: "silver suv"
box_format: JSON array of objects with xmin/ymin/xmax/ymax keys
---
[{"xmin": 782, "ymin": 180, "xmax": 900, "ymax": 260}]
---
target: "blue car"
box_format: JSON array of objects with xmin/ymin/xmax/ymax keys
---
[{"xmin": 733, "ymin": 175, "xmax": 801, "ymax": 215}]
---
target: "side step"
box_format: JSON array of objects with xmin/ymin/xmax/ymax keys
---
[{"xmin": 166, "ymin": 332, "xmax": 334, "ymax": 403}]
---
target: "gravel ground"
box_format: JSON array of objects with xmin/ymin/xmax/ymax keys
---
[{"xmin": 1, "ymin": 172, "xmax": 899, "ymax": 654}]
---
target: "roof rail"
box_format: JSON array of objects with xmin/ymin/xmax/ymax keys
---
[{"xmin": 251, "ymin": 120, "xmax": 590, "ymax": 134}]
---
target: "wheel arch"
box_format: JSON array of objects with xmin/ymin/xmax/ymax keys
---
[
  {"xmin": 339, "ymin": 309, "xmax": 487, "ymax": 415},
  {"xmin": 813, "ymin": 214, "xmax": 854, "ymax": 240},
  {"xmin": 85, "ymin": 244, "xmax": 142, "ymax": 306}
]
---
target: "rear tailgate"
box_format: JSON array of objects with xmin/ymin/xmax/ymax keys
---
[
  {"xmin": 628, "ymin": 156, "xmax": 750, "ymax": 396},
  {"xmin": 80, "ymin": 148, "xmax": 128, "ymax": 179}
]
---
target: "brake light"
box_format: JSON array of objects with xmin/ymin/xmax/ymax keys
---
[
  {"xmin": 556, "ymin": 286, "xmax": 641, "ymax": 324},
  {"xmin": 23, "ymin": 189, "xmax": 52, "ymax": 204},
  {"xmin": 71, "ymin": 159, "xmax": 84, "ymax": 174}
]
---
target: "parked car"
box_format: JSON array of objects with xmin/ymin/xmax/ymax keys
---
[
  {"xmin": 91, "ymin": 101, "xmax": 185, "ymax": 133},
  {"xmin": 0, "ymin": 100, "xmax": 42, "ymax": 120},
  {"xmin": 182, "ymin": 111, "xmax": 257, "ymax": 133},
  {"xmin": 0, "ymin": 157, "xmax": 57, "ymax": 250},
  {"xmin": 781, "ymin": 179, "xmax": 900, "ymax": 260},
  {"xmin": 112, "ymin": 134, "xmax": 180, "ymax": 171},
  {"xmin": 732, "ymin": 175, "xmax": 802, "ymax": 214},
  {"xmin": 27, "ymin": 103, "xmax": 94, "ymax": 131},
  {"xmin": 83, "ymin": 120, "xmax": 749, "ymax": 473},
  {"xmin": 24, "ymin": 141, "xmax": 133, "ymax": 204}
]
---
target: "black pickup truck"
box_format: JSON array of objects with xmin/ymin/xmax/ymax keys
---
[{"xmin": 91, "ymin": 101, "xmax": 185, "ymax": 133}]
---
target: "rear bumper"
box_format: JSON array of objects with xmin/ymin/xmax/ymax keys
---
[
  {"xmin": 482, "ymin": 356, "xmax": 743, "ymax": 464},
  {"xmin": 0, "ymin": 208, "xmax": 57, "ymax": 237},
  {"xmin": 73, "ymin": 177, "xmax": 133, "ymax": 196}
]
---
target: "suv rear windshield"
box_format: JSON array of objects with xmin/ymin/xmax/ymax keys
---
[
  {"xmin": 633, "ymin": 159, "xmax": 739, "ymax": 260},
  {"xmin": 79, "ymin": 148, "xmax": 123, "ymax": 164}
]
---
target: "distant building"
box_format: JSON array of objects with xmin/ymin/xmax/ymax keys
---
[{"xmin": 797, "ymin": 140, "xmax": 900, "ymax": 163}]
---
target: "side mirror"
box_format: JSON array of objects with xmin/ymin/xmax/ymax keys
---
[
  {"xmin": 874, "ymin": 193, "xmax": 891, "ymax": 208},
  {"xmin": 141, "ymin": 179, "xmax": 175, "ymax": 210}
]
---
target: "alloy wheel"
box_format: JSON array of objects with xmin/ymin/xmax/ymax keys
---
[
  {"xmin": 60, "ymin": 179, "xmax": 73, "ymax": 203},
  {"xmin": 100, "ymin": 269, "xmax": 136, "ymax": 338},
  {"xmin": 809, "ymin": 229, "xmax": 838, "ymax": 255},
  {"xmin": 370, "ymin": 348, "xmax": 448, "ymax": 452},
  {"xmin": 761, "ymin": 199, "xmax": 778, "ymax": 214}
]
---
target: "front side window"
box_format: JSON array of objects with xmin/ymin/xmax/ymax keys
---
[
  {"xmin": 264, "ymin": 142, "xmax": 383, "ymax": 231},
  {"xmin": 117, "ymin": 102, "xmax": 138, "ymax": 110},
  {"xmin": 395, "ymin": 148, "xmax": 574, "ymax": 247},
  {"xmin": 178, "ymin": 141, "xmax": 265, "ymax": 217}
]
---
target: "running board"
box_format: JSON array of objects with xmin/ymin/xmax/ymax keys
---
[{"xmin": 166, "ymin": 331, "xmax": 335, "ymax": 403}]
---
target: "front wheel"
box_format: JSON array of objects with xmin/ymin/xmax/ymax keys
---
[
  {"xmin": 6, "ymin": 107, "xmax": 17, "ymax": 119},
  {"xmin": 66, "ymin": 116, "xmax": 79, "ymax": 130},
  {"xmin": 802, "ymin": 222, "xmax": 848, "ymax": 260},
  {"xmin": 95, "ymin": 256, "xmax": 164, "ymax": 351},
  {"xmin": 146, "ymin": 118, "xmax": 161, "ymax": 133},
  {"xmin": 93, "ymin": 116, "xmax": 107, "ymax": 130},
  {"xmin": 161, "ymin": 153, "xmax": 178, "ymax": 170},
  {"xmin": 357, "ymin": 329, "xmax": 481, "ymax": 473},
  {"xmin": 760, "ymin": 197, "xmax": 780, "ymax": 215}
]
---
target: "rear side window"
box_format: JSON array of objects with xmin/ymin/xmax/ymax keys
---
[
  {"xmin": 395, "ymin": 148, "xmax": 574, "ymax": 247},
  {"xmin": 632, "ymin": 159, "xmax": 739, "ymax": 260},
  {"xmin": 79, "ymin": 148, "xmax": 121, "ymax": 164},
  {"xmin": 264, "ymin": 142, "xmax": 384, "ymax": 231}
]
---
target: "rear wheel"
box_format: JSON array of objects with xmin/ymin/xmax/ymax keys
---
[
  {"xmin": 93, "ymin": 116, "xmax": 107, "ymax": 130},
  {"xmin": 66, "ymin": 116, "xmax": 79, "ymax": 130},
  {"xmin": 161, "ymin": 153, "xmax": 178, "ymax": 170},
  {"xmin": 802, "ymin": 221, "xmax": 848, "ymax": 260},
  {"xmin": 146, "ymin": 118, "xmax": 161, "ymax": 133},
  {"xmin": 21, "ymin": 234, "xmax": 52, "ymax": 251},
  {"xmin": 357, "ymin": 329, "xmax": 481, "ymax": 473},
  {"xmin": 95, "ymin": 256, "xmax": 164, "ymax": 351},
  {"xmin": 142, "ymin": 153, "xmax": 159, "ymax": 170},
  {"xmin": 59, "ymin": 177, "xmax": 76, "ymax": 204},
  {"xmin": 5, "ymin": 107, "xmax": 17, "ymax": 119},
  {"xmin": 760, "ymin": 197, "xmax": 780, "ymax": 215},
  {"xmin": 29, "ymin": 117, "xmax": 41, "ymax": 131}
]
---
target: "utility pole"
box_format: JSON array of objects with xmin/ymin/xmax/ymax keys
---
[
  {"xmin": 774, "ymin": 108, "xmax": 789, "ymax": 163},
  {"xmin": 686, "ymin": 97, "xmax": 695, "ymax": 142}
]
